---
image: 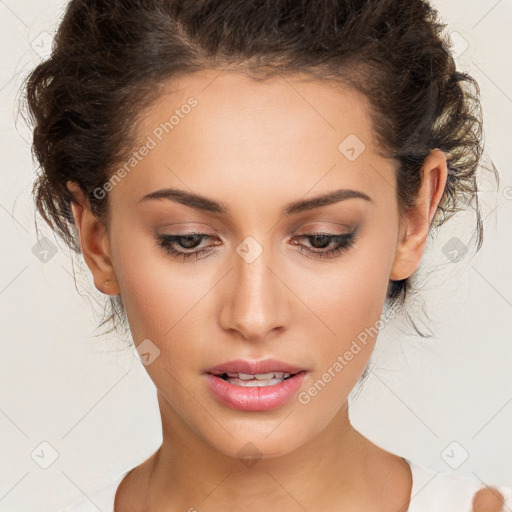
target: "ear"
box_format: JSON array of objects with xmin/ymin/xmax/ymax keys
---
[
  {"xmin": 66, "ymin": 181, "xmax": 120, "ymax": 295},
  {"xmin": 390, "ymin": 149, "xmax": 448, "ymax": 281}
]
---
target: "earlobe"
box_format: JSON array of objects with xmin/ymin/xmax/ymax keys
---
[
  {"xmin": 66, "ymin": 181, "xmax": 119, "ymax": 295},
  {"xmin": 389, "ymin": 149, "xmax": 448, "ymax": 282}
]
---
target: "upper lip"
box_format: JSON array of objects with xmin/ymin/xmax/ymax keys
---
[{"xmin": 204, "ymin": 359, "xmax": 307, "ymax": 376}]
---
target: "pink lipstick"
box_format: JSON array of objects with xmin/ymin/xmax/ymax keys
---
[{"xmin": 203, "ymin": 359, "xmax": 308, "ymax": 412}]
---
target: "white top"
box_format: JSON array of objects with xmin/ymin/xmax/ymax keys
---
[{"xmin": 61, "ymin": 457, "xmax": 512, "ymax": 511}]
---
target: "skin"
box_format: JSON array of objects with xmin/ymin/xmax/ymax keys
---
[{"xmin": 65, "ymin": 69, "xmax": 499, "ymax": 511}]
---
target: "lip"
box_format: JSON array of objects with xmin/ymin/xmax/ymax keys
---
[
  {"xmin": 204, "ymin": 371, "xmax": 308, "ymax": 412},
  {"xmin": 203, "ymin": 358, "xmax": 307, "ymax": 376}
]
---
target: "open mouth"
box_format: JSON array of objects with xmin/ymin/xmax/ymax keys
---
[
  {"xmin": 213, "ymin": 371, "xmax": 298, "ymax": 387},
  {"xmin": 204, "ymin": 369, "xmax": 308, "ymax": 411}
]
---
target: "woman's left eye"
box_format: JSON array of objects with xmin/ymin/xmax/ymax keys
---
[
  {"xmin": 291, "ymin": 232, "xmax": 357, "ymax": 259},
  {"xmin": 155, "ymin": 231, "xmax": 357, "ymax": 262}
]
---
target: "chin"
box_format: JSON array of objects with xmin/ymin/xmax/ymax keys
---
[{"xmin": 194, "ymin": 416, "xmax": 320, "ymax": 464}]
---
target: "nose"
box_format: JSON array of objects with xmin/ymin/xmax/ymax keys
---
[{"xmin": 218, "ymin": 239, "xmax": 289, "ymax": 342}]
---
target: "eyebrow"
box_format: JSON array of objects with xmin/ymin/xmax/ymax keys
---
[{"xmin": 138, "ymin": 187, "xmax": 372, "ymax": 216}]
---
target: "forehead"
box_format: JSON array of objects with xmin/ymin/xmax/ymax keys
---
[{"xmin": 110, "ymin": 70, "xmax": 394, "ymax": 211}]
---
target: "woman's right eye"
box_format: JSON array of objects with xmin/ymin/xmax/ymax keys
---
[{"xmin": 155, "ymin": 233, "xmax": 217, "ymax": 261}]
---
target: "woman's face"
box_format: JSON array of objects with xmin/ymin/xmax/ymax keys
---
[{"xmin": 105, "ymin": 70, "xmax": 402, "ymax": 459}]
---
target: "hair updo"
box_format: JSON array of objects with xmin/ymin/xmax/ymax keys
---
[{"xmin": 23, "ymin": 0, "xmax": 494, "ymax": 338}]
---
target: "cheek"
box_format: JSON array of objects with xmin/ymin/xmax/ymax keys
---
[
  {"xmin": 292, "ymin": 231, "xmax": 395, "ymax": 402},
  {"xmin": 295, "ymin": 233, "xmax": 394, "ymax": 345},
  {"xmin": 110, "ymin": 229, "xmax": 209, "ymax": 349}
]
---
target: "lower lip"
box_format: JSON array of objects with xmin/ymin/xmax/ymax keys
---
[{"xmin": 204, "ymin": 372, "xmax": 307, "ymax": 412}]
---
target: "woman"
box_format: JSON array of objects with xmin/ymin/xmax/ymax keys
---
[{"xmin": 24, "ymin": 0, "xmax": 510, "ymax": 510}]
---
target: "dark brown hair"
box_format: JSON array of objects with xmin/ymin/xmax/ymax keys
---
[{"xmin": 22, "ymin": 0, "xmax": 495, "ymax": 339}]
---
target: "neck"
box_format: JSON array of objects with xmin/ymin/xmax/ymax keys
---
[{"xmin": 145, "ymin": 391, "xmax": 404, "ymax": 511}]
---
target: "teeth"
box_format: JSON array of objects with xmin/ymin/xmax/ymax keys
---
[
  {"xmin": 221, "ymin": 372, "xmax": 294, "ymax": 387},
  {"xmin": 225, "ymin": 372, "xmax": 291, "ymax": 380},
  {"xmin": 227, "ymin": 378, "xmax": 286, "ymax": 387}
]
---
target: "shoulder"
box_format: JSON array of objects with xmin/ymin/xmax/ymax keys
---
[
  {"xmin": 405, "ymin": 458, "xmax": 512, "ymax": 512},
  {"xmin": 59, "ymin": 470, "xmax": 130, "ymax": 512},
  {"xmin": 472, "ymin": 487, "xmax": 509, "ymax": 512}
]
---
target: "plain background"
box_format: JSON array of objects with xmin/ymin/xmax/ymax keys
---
[{"xmin": 0, "ymin": 0, "xmax": 511, "ymax": 510}]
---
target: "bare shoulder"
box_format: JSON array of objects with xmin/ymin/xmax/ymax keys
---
[
  {"xmin": 361, "ymin": 443, "xmax": 413, "ymax": 512},
  {"xmin": 471, "ymin": 486, "xmax": 505, "ymax": 512},
  {"xmin": 114, "ymin": 460, "xmax": 152, "ymax": 512}
]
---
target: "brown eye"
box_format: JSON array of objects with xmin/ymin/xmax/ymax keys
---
[
  {"xmin": 174, "ymin": 234, "xmax": 204, "ymax": 249},
  {"xmin": 291, "ymin": 232, "xmax": 357, "ymax": 259},
  {"xmin": 155, "ymin": 233, "xmax": 217, "ymax": 261},
  {"xmin": 154, "ymin": 230, "xmax": 358, "ymax": 262}
]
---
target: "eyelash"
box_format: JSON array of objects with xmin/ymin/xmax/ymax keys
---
[{"xmin": 155, "ymin": 231, "xmax": 357, "ymax": 262}]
